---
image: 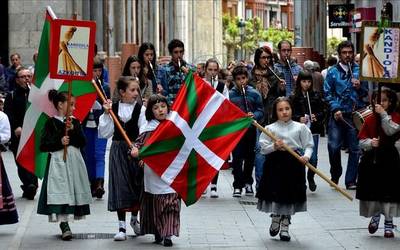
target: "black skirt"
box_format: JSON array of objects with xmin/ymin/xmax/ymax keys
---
[
  {"xmin": 356, "ymin": 143, "xmax": 400, "ymax": 202},
  {"xmin": 256, "ymin": 150, "xmax": 306, "ymax": 204},
  {"xmin": 0, "ymin": 156, "xmax": 18, "ymax": 225}
]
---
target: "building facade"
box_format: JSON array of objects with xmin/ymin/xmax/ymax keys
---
[{"xmin": 4, "ymin": 0, "xmax": 223, "ymax": 68}]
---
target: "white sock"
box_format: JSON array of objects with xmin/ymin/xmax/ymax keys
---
[
  {"xmin": 119, "ymin": 221, "xmax": 126, "ymax": 229},
  {"xmin": 131, "ymin": 215, "xmax": 138, "ymax": 223}
]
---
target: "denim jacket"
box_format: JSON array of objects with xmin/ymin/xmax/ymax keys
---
[
  {"xmin": 229, "ymin": 85, "xmax": 264, "ymax": 123},
  {"xmin": 323, "ymin": 63, "xmax": 368, "ymax": 114}
]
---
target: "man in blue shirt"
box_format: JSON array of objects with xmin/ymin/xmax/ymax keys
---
[
  {"xmin": 324, "ymin": 41, "xmax": 367, "ymax": 190},
  {"xmin": 274, "ymin": 40, "xmax": 302, "ymax": 96}
]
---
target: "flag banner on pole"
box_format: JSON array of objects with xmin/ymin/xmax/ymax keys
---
[
  {"xmin": 140, "ymin": 72, "xmax": 252, "ymax": 206},
  {"xmin": 16, "ymin": 7, "xmax": 96, "ymax": 178}
]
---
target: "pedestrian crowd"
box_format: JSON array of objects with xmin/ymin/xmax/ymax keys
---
[{"xmin": 1, "ymin": 38, "xmax": 400, "ymax": 246}]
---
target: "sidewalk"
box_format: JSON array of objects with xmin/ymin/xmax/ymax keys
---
[{"xmin": 1, "ymin": 137, "xmax": 399, "ymax": 249}]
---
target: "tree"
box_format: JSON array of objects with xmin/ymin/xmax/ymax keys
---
[
  {"xmin": 222, "ymin": 14, "xmax": 294, "ymax": 63},
  {"xmin": 327, "ymin": 37, "xmax": 345, "ymax": 57}
]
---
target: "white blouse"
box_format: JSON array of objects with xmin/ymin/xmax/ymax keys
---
[
  {"xmin": 0, "ymin": 111, "xmax": 11, "ymax": 144},
  {"xmin": 259, "ymin": 119, "xmax": 314, "ymax": 158},
  {"xmin": 98, "ymin": 102, "xmax": 147, "ymax": 139}
]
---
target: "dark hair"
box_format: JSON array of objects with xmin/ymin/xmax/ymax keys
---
[
  {"xmin": 168, "ymin": 39, "xmax": 184, "ymax": 54},
  {"xmin": 232, "ymin": 65, "xmax": 248, "ymax": 79},
  {"xmin": 254, "ymin": 47, "xmax": 273, "ymax": 68},
  {"xmin": 373, "ymin": 88, "xmax": 398, "ymax": 114},
  {"xmin": 16, "ymin": 67, "xmax": 29, "ymax": 77},
  {"xmin": 205, "ymin": 58, "xmax": 219, "ymax": 70},
  {"xmin": 277, "ymin": 40, "xmax": 292, "ymax": 50},
  {"xmin": 337, "ymin": 40, "xmax": 354, "ymax": 55},
  {"xmin": 117, "ymin": 76, "xmax": 139, "ymax": 93},
  {"xmin": 48, "ymin": 89, "xmax": 69, "ymax": 109},
  {"xmin": 294, "ymin": 71, "xmax": 313, "ymax": 96},
  {"xmin": 271, "ymin": 96, "xmax": 292, "ymax": 122},
  {"xmin": 138, "ymin": 42, "xmax": 157, "ymax": 69},
  {"xmin": 145, "ymin": 94, "xmax": 170, "ymax": 121},
  {"xmin": 327, "ymin": 56, "xmax": 338, "ymax": 66},
  {"xmin": 93, "ymin": 56, "xmax": 103, "ymax": 69},
  {"xmin": 122, "ymin": 55, "xmax": 146, "ymax": 90}
]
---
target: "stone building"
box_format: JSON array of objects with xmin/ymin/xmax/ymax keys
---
[{"xmin": 2, "ymin": 0, "xmax": 223, "ymax": 68}]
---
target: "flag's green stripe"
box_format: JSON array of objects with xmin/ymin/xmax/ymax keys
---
[
  {"xmin": 58, "ymin": 81, "xmax": 95, "ymax": 96},
  {"xmin": 33, "ymin": 113, "xmax": 50, "ymax": 179},
  {"xmin": 35, "ymin": 19, "xmax": 50, "ymax": 88},
  {"xmin": 198, "ymin": 117, "xmax": 252, "ymax": 141},
  {"xmin": 186, "ymin": 150, "xmax": 198, "ymax": 205},
  {"xmin": 186, "ymin": 72, "xmax": 197, "ymax": 127},
  {"xmin": 139, "ymin": 135, "xmax": 186, "ymax": 158}
]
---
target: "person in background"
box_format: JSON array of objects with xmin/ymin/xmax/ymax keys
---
[
  {"xmin": 82, "ymin": 56, "xmax": 110, "ymax": 199},
  {"xmin": 274, "ymin": 40, "xmax": 302, "ymax": 96},
  {"xmin": 138, "ymin": 42, "xmax": 163, "ymax": 94},
  {"xmin": 5, "ymin": 53, "xmax": 23, "ymax": 92}
]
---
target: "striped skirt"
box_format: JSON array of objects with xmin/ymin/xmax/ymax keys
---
[
  {"xmin": 0, "ymin": 155, "xmax": 18, "ymax": 225},
  {"xmin": 140, "ymin": 192, "xmax": 180, "ymax": 237}
]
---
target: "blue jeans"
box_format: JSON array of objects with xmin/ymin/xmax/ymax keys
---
[
  {"xmin": 308, "ymin": 134, "xmax": 319, "ymax": 180},
  {"xmin": 83, "ymin": 127, "xmax": 107, "ymax": 181},
  {"xmin": 327, "ymin": 116, "xmax": 360, "ymax": 186},
  {"xmin": 254, "ymin": 129, "xmax": 266, "ymax": 189}
]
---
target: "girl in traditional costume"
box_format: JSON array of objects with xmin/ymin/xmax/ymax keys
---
[
  {"xmin": 257, "ymin": 97, "xmax": 313, "ymax": 241},
  {"xmin": 37, "ymin": 90, "xmax": 92, "ymax": 241}
]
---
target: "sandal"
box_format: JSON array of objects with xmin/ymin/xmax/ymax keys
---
[{"xmin": 368, "ymin": 214, "xmax": 380, "ymax": 234}]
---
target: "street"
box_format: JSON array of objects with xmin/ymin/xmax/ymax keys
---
[{"xmin": 1, "ymin": 137, "xmax": 399, "ymax": 250}]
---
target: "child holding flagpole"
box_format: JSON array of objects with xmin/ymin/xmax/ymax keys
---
[
  {"xmin": 37, "ymin": 90, "xmax": 92, "ymax": 241},
  {"xmin": 257, "ymin": 97, "xmax": 313, "ymax": 241},
  {"xmin": 132, "ymin": 94, "xmax": 180, "ymax": 247},
  {"xmin": 98, "ymin": 76, "xmax": 146, "ymax": 241}
]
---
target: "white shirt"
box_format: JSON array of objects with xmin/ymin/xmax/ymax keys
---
[
  {"xmin": 98, "ymin": 101, "xmax": 147, "ymax": 139},
  {"xmin": 259, "ymin": 120, "xmax": 314, "ymax": 158},
  {"xmin": 0, "ymin": 111, "xmax": 11, "ymax": 144}
]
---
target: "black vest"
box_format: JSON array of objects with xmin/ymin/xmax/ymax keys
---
[
  {"xmin": 111, "ymin": 102, "xmax": 141, "ymax": 141},
  {"xmin": 215, "ymin": 81, "xmax": 225, "ymax": 94}
]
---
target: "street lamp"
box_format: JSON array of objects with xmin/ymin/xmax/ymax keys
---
[{"xmin": 238, "ymin": 19, "xmax": 246, "ymax": 61}]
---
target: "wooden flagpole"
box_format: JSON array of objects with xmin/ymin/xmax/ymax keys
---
[
  {"xmin": 252, "ymin": 121, "xmax": 353, "ymax": 201},
  {"xmin": 91, "ymin": 80, "xmax": 133, "ymax": 147}
]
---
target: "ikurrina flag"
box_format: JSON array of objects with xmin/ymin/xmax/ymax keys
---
[
  {"xmin": 16, "ymin": 7, "xmax": 96, "ymax": 178},
  {"xmin": 139, "ymin": 72, "xmax": 252, "ymax": 206}
]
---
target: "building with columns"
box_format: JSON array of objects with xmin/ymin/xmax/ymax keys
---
[{"xmin": 2, "ymin": 0, "xmax": 223, "ymax": 68}]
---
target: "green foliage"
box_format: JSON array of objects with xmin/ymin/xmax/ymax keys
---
[
  {"xmin": 327, "ymin": 37, "xmax": 345, "ymax": 57},
  {"xmin": 222, "ymin": 14, "xmax": 294, "ymax": 62}
]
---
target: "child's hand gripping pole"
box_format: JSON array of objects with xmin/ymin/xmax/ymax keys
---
[
  {"xmin": 91, "ymin": 80, "xmax": 135, "ymax": 151},
  {"xmin": 252, "ymin": 120, "xmax": 353, "ymax": 201}
]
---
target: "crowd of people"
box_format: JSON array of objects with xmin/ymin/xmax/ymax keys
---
[{"xmin": 0, "ymin": 38, "xmax": 400, "ymax": 245}]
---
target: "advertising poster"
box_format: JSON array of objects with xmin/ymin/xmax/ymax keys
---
[
  {"xmin": 360, "ymin": 21, "xmax": 400, "ymax": 83},
  {"xmin": 50, "ymin": 19, "xmax": 96, "ymax": 81}
]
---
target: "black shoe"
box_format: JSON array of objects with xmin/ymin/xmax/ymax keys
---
[
  {"xmin": 60, "ymin": 222, "xmax": 72, "ymax": 241},
  {"xmin": 308, "ymin": 178, "xmax": 317, "ymax": 192},
  {"xmin": 163, "ymin": 238, "xmax": 173, "ymax": 247},
  {"xmin": 154, "ymin": 233, "xmax": 163, "ymax": 244},
  {"xmin": 23, "ymin": 184, "xmax": 37, "ymax": 200},
  {"xmin": 244, "ymin": 184, "xmax": 254, "ymax": 196}
]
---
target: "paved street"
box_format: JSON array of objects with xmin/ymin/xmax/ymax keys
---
[{"xmin": 1, "ymin": 137, "xmax": 399, "ymax": 250}]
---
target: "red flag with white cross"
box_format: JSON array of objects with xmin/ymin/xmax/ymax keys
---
[{"xmin": 139, "ymin": 72, "xmax": 252, "ymax": 206}]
